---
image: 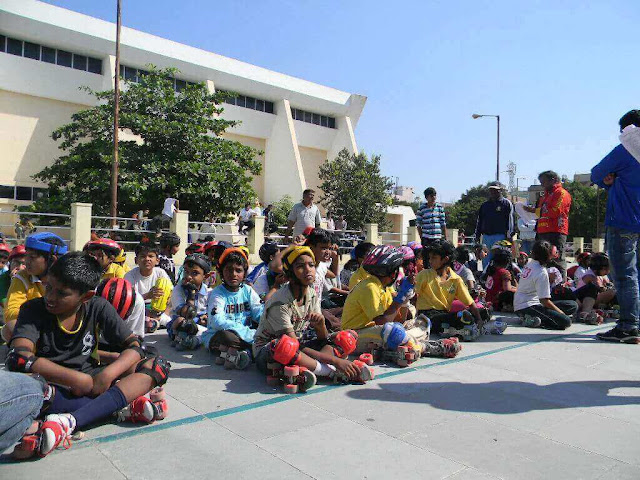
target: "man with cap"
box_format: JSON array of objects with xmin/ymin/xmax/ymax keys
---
[{"xmin": 474, "ymin": 182, "xmax": 514, "ymax": 268}]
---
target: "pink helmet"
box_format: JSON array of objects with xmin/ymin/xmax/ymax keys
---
[
  {"xmin": 407, "ymin": 241, "xmax": 422, "ymax": 252},
  {"xmin": 398, "ymin": 246, "xmax": 415, "ymax": 261}
]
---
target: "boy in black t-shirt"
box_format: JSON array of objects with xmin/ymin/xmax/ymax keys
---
[{"xmin": 7, "ymin": 252, "xmax": 170, "ymax": 459}]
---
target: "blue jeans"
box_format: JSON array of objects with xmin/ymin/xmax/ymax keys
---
[
  {"xmin": 0, "ymin": 371, "xmax": 44, "ymax": 453},
  {"xmin": 481, "ymin": 233, "xmax": 507, "ymax": 269},
  {"xmin": 606, "ymin": 227, "xmax": 640, "ymax": 331}
]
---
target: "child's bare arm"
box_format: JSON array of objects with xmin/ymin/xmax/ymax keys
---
[
  {"xmin": 92, "ymin": 343, "xmax": 143, "ymax": 396},
  {"xmin": 467, "ymin": 302, "xmax": 484, "ymax": 324},
  {"xmin": 373, "ymin": 302, "xmax": 402, "ymax": 325}
]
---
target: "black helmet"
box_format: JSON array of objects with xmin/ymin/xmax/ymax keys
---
[
  {"xmin": 160, "ymin": 232, "xmax": 181, "ymax": 248},
  {"xmin": 184, "ymin": 253, "xmax": 212, "ymax": 274},
  {"xmin": 362, "ymin": 245, "xmax": 404, "ymax": 277},
  {"xmin": 259, "ymin": 242, "xmax": 279, "ymax": 263}
]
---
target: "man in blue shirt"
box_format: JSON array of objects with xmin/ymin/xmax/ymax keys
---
[
  {"xmin": 592, "ymin": 110, "xmax": 640, "ymax": 344},
  {"xmin": 474, "ymin": 183, "xmax": 514, "ymax": 268}
]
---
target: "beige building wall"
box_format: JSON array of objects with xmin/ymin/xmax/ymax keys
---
[
  {"xmin": 0, "ymin": 90, "xmax": 83, "ymax": 186},
  {"xmin": 221, "ymin": 132, "xmax": 266, "ymax": 203},
  {"xmin": 298, "ymin": 146, "xmax": 328, "ymax": 203}
]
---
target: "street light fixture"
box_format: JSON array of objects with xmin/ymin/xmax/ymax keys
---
[{"xmin": 472, "ymin": 113, "xmax": 500, "ymax": 182}]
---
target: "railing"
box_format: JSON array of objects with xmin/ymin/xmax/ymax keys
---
[
  {"xmin": 187, "ymin": 220, "xmax": 244, "ymax": 244},
  {"xmin": 379, "ymin": 231, "xmax": 405, "ymax": 246},
  {"xmin": 90, "ymin": 214, "xmax": 170, "ymax": 250},
  {"xmin": 0, "ymin": 210, "xmax": 71, "ymax": 244}
]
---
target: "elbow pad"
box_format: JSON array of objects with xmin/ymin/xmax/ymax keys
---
[{"xmin": 6, "ymin": 347, "xmax": 38, "ymax": 373}]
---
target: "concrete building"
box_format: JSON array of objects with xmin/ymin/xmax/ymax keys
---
[
  {"xmin": 0, "ymin": 0, "xmax": 366, "ymax": 216},
  {"xmin": 392, "ymin": 185, "xmax": 415, "ymax": 203}
]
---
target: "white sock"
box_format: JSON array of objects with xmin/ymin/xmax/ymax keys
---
[{"xmin": 313, "ymin": 362, "xmax": 336, "ymax": 377}]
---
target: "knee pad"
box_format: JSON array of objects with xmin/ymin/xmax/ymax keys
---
[
  {"xmin": 177, "ymin": 319, "xmax": 199, "ymax": 336},
  {"xmin": 330, "ymin": 330, "xmax": 358, "ymax": 358},
  {"xmin": 381, "ymin": 323, "xmax": 409, "ymax": 351},
  {"xmin": 6, "ymin": 347, "xmax": 37, "ymax": 373},
  {"xmin": 135, "ymin": 355, "xmax": 171, "ymax": 387},
  {"xmin": 269, "ymin": 334, "xmax": 300, "ymax": 366}
]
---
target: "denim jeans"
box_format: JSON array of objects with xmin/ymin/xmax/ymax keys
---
[
  {"xmin": 0, "ymin": 371, "xmax": 44, "ymax": 453},
  {"xmin": 481, "ymin": 233, "xmax": 507, "ymax": 269},
  {"xmin": 606, "ymin": 227, "xmax": 640, "ymax": 331},
  {"xmin": 517, "ymin": 300, "xmax": 577, "ymax": 330}
]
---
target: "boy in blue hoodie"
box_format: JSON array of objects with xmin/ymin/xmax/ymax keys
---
[
  {"xmin": 591, "ymin": 109, "xmax": 640, "ymax": 344},
  {"xmin": 204, "ymin": 248, "xmax": 263, "ymax": 368}
]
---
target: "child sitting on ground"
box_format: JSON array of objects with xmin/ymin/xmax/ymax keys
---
[
  {"xmin": 516, "ymin": 251, "xmax": 529, "ymax": 271},
  {"xmin": 84, "ymin": 238, "xmax": 126, "ymax": 280},
  {"xmin": 346, "ymin": 242, "xmax": 376, "ymax": 289},
  {"xmin": 157, "ymin": 232, "xmax": 181, "ymax": 285},
  {"xmin": 1, "ymin": 245, "xmax": 26, "ymax": 309},
  {"xmin": 124, "ymin": 242, "xmax": 172, "ymax": 333},
  {"xmin": 453, "ymin": 246, "xmax": 476, "ymax": 291},
  {"xmin": 253, "ymin": 246, "xmax": 371, "ymax": 383},
  {"xmin": 96, "ymin": 278, "xmax": 146, "ymax": 362},
  {"xmin": 204, "ymin": 248, "xmax": 263, "ymax": 369},
  {"xmin": 167, "ymin": 253, "xmax": 212, "ymax": 350},
  {"xmin": 7, "ymin": 252, "xmax": 170, "ymax": 459},
  {"xmin": 484, "ymin": 250, "xmax": 518, "ymax": 312},
  {"xmin": 251, "ymin": 248, "xmax": 287, "ymax": 301},
  {"xmin": 0, "ymin": 243, "xmax": 10, "ymax": 273},
  {"xmin": 342, "ymin": 245, "xmax": 461, "ymax": 358},
  {"xmin": 2, "ymin": 233, "xmax": 67, "ymax": 343},
  {"xmin": 246, "ymin": 241, "xmax": 279, "ymax": 285},
  {"xmin": 574, "ymin": 252, "xmax": 616, "ymax": 324},
  {"xmin": 514, "ymin": 240, "xmax": 578, "ymax": 329},
  {"xmin": 415, "ymin": 240, "xmax": 498, "ymax": 339},
  {"xmin": 572, "ymin": 252, "xmax": 592, "ymax": 285},
  {"xmin": 468, "ymin": 244, "xmax": 488, "ymax": 278},
  {"xmin": 203, "ymin": 241, "xmax": 232, "ymax": 288},
  {"xmin": 113, "ymin": 248, "xmax": 131, "ymax": 274}
]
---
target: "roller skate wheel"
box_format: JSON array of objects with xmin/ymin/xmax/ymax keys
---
[
  {"xmin": 353, "ymin": 359, "xmax": 365, "ymax": 368},
  {"xmin": 284, "ymin": 384, "xmax": 299, "ymax": 394},
  {"xmin": 358, "ymin": 353, "xmax": 374, "ymax": 365},
  {"xmin": 299, "ymin": 370, "xmax": 317, "ymax": 392},
  {"xmin": 266, "ymin": 362, "xmax": 281, "ymax": 370},
  {"xmin": 223, "ymin": 360, "xmax": 235, "ymax": 370},
  {"xmin": 266, "ymin": 376, "xmax": 281, "ymax": 387},
  {"xmin": 214, "ymin": 356, "xmax": 225, "ymax": 365},
  {"xmin": 283, "ymin": 365, "xmax": 300, "ymax": 377}
]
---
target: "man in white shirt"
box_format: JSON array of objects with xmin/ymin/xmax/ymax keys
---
[
  {"xmin": 238, "ymin": 203, "xmax": 257, "ymax": 233},
  {"xmin": 285, "ymin": 189, "xmax": 322, "ymax": 240}
]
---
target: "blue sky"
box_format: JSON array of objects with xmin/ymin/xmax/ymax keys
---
[{"xmin": 44, "ymin": 0, "xmax": 640, "ymax": 202}]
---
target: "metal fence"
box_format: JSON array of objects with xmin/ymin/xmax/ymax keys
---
[
  {"xmin": 187, "ymin": 220, "xmax": 244, "ymax": 244},
  {"xmin": 90, "ymin": 215, "xmax": 169, "ymax": 249},
  {"xmin": 0, "ymin": 210, "xmax": 71, "ymax": 245}
]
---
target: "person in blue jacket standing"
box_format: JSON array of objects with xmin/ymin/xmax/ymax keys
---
[{"xmin": 591, "ymin": 110, "xmax": 640, "ymax": 344}]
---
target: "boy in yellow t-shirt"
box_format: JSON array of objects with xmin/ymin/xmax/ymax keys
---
[
  {"xmin": 84, "ymin": 238, "xmax": 126, "ymax": 280},
  {"xmin": 416, "ymin": 240, "xmax": 499, "ymax": 339},
  {"xmin": 341, "ymin": 245, "xmax": 461, "ymax": 360}
]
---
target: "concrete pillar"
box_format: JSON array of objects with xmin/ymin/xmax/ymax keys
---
[
  {"xmin": 592, "ymin": 238, "xmax": 605, "ymax": 253},
  {"xmin": 407, "ymin": 225, "xmax": 420, "ymax": 244},
  {"xmin": 171, "ymin": 210, "xmax": 189, "ymax": 266},
  {"xmin": 70, "ymin": 202, "xmax": 92, "ymax": 251},
  {"xmin": 247, "ymin": 216, "xmax": 265, "ymax": 262},
  {"xmin": 573, "ymin": 237, "xmax": 584, "ymax": 253},
  {"xmin": 364, "ymin": 223, "xmax": 378, "ymax": 245},
  {"xmin": 446, "ymin": 228, "xmax": 459, "ymax": 246},
  {"xmin": 320, "ymin": 220, "xmax": 328, "ymax": 230}
]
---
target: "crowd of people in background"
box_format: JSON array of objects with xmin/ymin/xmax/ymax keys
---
[{"xmin": 1, "ymin": 109, "xmax": 639, "ymax": 460}]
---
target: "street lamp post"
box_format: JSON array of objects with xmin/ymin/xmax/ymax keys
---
[{"xmin": 472, "ymin": 113, "xmax": 500, "ymax": 183}]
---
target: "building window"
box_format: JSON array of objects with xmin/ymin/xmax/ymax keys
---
[
  {"xmin": 0, "ymin": 33, "xmax": 102, "ymax": 75},
  {"xmin": 15, "ymin": 187, "xmax": 32, "ymax": 201},
  {"xmin": 119, "ymin": 64, "xmax": 194, "ymax": 93},
  {"xmin": 0, "ymin": 185, "xmax": 14, "ymax": 199},
  {"xmin": 289, "ymin": 108, "xmax": 336, "ymax": 129},
  {"xmin": 219, "ymin": 90, "xmax": 275, "ymax": 114},
  {"xmin": 0, "ymin": 185, "xmax": 48, "ymax": 201}
]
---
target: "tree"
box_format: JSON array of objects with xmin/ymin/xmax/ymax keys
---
[
  {"xmin": 318, "ymin": 149, "xmax": 393, "ymax": 230},
  {"xmin": 271, "ymin": 194, "xmax": 294, "ymax": 227},
  {"xmin": 445, "ymin": 183, "xmax": 493, "ymax": 236},
  {"xmin": 28, "ymin": 66, "xmax": 261, "ymax": 221},
  {"xmin": 563, "ymin": 181, "xmax": 608, "ymax": 239}
]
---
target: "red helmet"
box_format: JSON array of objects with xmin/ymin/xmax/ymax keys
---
[
  {"xmin": 186, "ymin": 243, "xmax": 205, "ymax": 254},
  {"xmin": 85, "ymin": 238, "xmax": 121, "ymax": 257},
  {"xmin": 362, "ymin": 245, "xmax": 404, "ymax": 277},
  {"xmin": 0, "ymin": 243, "xmax": 11, "ymax": 256},
  {"xmin": 9, "ymin": 245, "xmax": 26, "ymax": 261},
  {"xmin": 97, "ymin": 278, "xmax": 136, "ymax": 319},
  {"xmin": 302, "ymin": 226, "xmax": 315, "ymax": 237},
  {"xmin": 203, "ymin": 240, "xmax": 219, "ymax": 253}
]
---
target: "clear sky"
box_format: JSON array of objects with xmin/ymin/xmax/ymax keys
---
[{"xmin": 43, "ymin": 0, "xmax": 640, "ymax": 203}]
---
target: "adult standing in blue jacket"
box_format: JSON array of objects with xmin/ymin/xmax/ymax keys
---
[
  {"xmin": 474, "ymin": 183, "xmax": 514, "ymax": 268},
  {"xmin": 591, "ymin": 110, "xmax": 640, "ymax": 344}
]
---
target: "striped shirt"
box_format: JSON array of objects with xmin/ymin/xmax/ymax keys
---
[{"xmin": 416, "ymin": 202, "xmax": 446, "ymax": 239}]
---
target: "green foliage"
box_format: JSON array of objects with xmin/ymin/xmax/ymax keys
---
[
  {"xmin": 271, "ymin": 194, "xmax": 294, "ymax": 227},
  {"xmin": 318, "ymin": 149, "xmax": 393, "ymax": 230},
  {"xmin": 563, "ymin": 181, "xmax": 608, "ymax": 239},
  {"xmin": 31, "ymin": 66, "xmax": 261, "ymax": 221},
  {"xmin": 393, "ymin": 199, "xmax": 421, "ymax": 214},
  {"xmin": 445, "ymin": 183, "xmax": 494, "ymax": 236}
]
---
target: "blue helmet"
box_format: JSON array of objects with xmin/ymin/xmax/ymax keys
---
[{"xmin": 25, "ymin": 232, "xmax": 68, "ymax": 256}]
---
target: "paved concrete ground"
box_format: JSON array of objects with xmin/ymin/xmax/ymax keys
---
[{"xmin": 2, "ymin": 317, "xmax": 640, "ymax": 479}]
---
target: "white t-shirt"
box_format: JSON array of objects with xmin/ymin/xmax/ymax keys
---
[
  {"xmin": 239, "ymin": 208, "xmax": 255, "ymax": 222},
  {"xmin": 573, "ymin": 266, "xmax": 588, "ymax": 285},
  {"xmin": 125, "ymin": 267, "xmax": 171, "ymax": 304},
  {"xmin": 162, "ymin": 198, "xmax": 178, "ymax": 218},
  {"xmin": 313, "ymin": 261, "xmax": 330, "ymax": 303},
  {"xmin": 99, "ymin": 292, "xmax": 145, "ymax": 342},
  {"xmin": 514, "ymin": 260, "xmax": 550, "ymax": 311},
  {"xmin": 288, "ymin": 202, "xmax": 321, "ymax": 236}
]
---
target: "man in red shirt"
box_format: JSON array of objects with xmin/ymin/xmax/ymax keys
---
[{"xmin": 531, "ymin": 171, "xmax": 572, "ymax": 279}]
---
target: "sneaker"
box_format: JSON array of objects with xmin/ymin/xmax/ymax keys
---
[
  {"xmin": 421, "ymin": 338, "xmax": 462, "ymax": 358},
  {"xmin": 596, "ymin": 327, "xmax": 640, "ymax": 344},
  {"xmin": 39, "ymin": 414, "xmax": 76, "ymax": 457},
  {"xmin": 522, "ymin": 315, "xmax": 542, "ymax": 328},
  {"xmin": 115, "ymin": 396, "xmax": 158, "ymax": 424},
  {"xmin": 481, "ymin": 320, "xmax": 508, "ymax": 335}
]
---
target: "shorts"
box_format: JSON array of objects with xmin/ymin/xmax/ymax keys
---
[{"xmin": 254, "ymin": 344, "xmax": 270, "ymax": 375}]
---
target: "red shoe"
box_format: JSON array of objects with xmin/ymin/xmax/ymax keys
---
[
  {"xmin": 149, "ymin": 387, "xmax": 168, "ymax": 420},
  {"xmin": 115, "ymin": 396, "xmax": 158, "ymax": 424},
  {"xmin": 13, "ymin": 414, "xmax": 76, "ymax": 459}
]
